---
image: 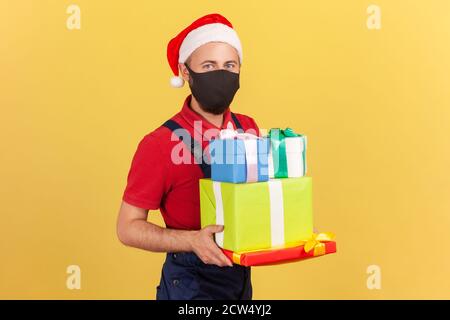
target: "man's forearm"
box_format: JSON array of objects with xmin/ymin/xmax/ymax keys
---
[{"xmin": 121, "ymin": 219, "xmax": 197, "ymax": 253}]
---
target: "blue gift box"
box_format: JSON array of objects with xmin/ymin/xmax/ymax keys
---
[{"xmin": 209, "ymin": 137, "xmax": 270, "ymax": 183}]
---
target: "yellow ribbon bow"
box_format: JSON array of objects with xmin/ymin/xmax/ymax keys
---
[{"xmin": 300, "ymin": 232, "xmax": 335, "ymax": 256}]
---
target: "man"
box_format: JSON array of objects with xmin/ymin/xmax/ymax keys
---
[{"xmin": 117, "ymin": 13, "xmax": 260, "ymax": 300}]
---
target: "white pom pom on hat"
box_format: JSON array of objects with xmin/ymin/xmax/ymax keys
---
[
  {"xmin": 170, "ymin": 76, "xmax": 185, "ymax": 88},
  {"xmin": 166, "ymin": 13, "xmax": 243, "ymax": 88}
]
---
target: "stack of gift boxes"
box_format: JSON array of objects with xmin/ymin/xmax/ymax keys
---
[{"xmin": 199, "ymin": 126, "xmax": 336, "ymax": 266}]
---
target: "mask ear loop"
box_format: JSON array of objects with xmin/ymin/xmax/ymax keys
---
[
  {"xmin": 184, "ymin": 63, "xmax": 195, "ymax": 75},
  {"xmin": 183, "ymin": 63, "xmax": 196, "ymax": 86}
]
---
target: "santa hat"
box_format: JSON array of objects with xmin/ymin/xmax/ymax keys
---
[{"xmin": 167, "ymin": 13, "xmax": 243, "ymax": 88}]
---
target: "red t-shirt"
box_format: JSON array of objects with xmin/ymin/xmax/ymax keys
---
[{"xmin": 122, "ymin": 94, "xmax": 260, "ymax": 230}]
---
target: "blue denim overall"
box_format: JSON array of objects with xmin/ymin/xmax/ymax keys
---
[{"xmin": 156, "ymin": 252, "xmax": 252, "ymax": 300}]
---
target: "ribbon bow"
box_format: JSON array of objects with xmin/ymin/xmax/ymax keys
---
[
  {"xmin": 299, "ymin": 232, "xmax": 335, "ymax": 256},
  {"xmin": 270, "ymin": 127, "xmax": 301, "ymax": 138},
  {"xmin": 219, "ymin": 122, "xmax": 259, "ymax": 140}
]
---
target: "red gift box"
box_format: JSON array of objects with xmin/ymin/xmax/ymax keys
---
[{"xmin": 222, "ymin": 235, "xmax": 337, "ymax": 267}]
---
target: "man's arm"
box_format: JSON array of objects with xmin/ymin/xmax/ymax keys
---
[{"xmin": 116, "ymin": 201, "xmax": 233, "ymax": 267}]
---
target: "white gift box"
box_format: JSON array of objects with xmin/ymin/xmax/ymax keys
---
[{"xmin": 268, "ymin": 135, "xmax": 307, "ymax": 178}]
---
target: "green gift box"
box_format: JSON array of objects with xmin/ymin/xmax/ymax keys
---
[{"xmin": 199, "ymin": 177, "xmax": 314, "ymax": 252}]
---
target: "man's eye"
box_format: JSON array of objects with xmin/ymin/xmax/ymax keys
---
[
  {"xmin": 225, "ymin": 64, "xmax": 235, "ymax": 69},
  {"xmin": 203, "ymin": 64, "xmax": 214, "ymax": 69}
]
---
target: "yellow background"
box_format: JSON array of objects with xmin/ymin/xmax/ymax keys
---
[{"xmin": 1, "ymin": 0, "xmax": 450, "ymax": 299}]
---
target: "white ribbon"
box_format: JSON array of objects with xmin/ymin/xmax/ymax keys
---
[
  {"xmin": 219, "ymin": 123, "xmax": 259, "ymax": 183},
  {"xmin": 212, "ymin": 179, "xmax": 285, "ymax": 249},
  {"xmin": 268, "ymin": 179, "xmax": 285, "ymax": 246},
  {"xmin": 212, "ymin": 181, "xmax": 224, "ymax": 247},
  {"xmin": 268, "ymin": 136, "xmax": 306, "ymax": 178}
]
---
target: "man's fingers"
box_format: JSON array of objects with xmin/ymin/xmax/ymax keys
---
[
  {"xmin": 200, "ymin": 246, "xmax": 231, "ymax": 267},
  {"xmin": 202, "ymin": 252, "xmax": 224, "ymax": 267},
  {"xmin": 198, "ymin": 225, "xmax": 232, "ymax": 267},
  {"xmin": 210, "ymin": 244, "xmax": 233, "ymax": 267},
  {"xmin": 206, "ymin": 229, "xmax": 232, "ymax": 267},
  {"xmin": 205, "ymin": 224, "xmax": 224, "ymax": 234}
]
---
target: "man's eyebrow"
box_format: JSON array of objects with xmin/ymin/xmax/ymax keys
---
[
  {"xmin": 200, "ymin": 60, "xmax": 218, "ymax": 65},
  {"xmin": 200, "ymin": 60, "xmax": 238, "ymax": 65}
]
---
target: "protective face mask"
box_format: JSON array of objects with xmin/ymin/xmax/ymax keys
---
[{"xmin": 185, "ymin": 63, "xmax": 240, "ymax": 115}]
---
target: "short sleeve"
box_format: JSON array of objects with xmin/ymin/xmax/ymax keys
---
[{"xmin": 122, "ymin": 134, "xmax": 168, "ymax": 210}]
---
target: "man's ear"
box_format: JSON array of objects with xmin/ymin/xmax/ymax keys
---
[{"xmin": 179, "ymin": 63, "xmax": 190, "ymax": 82}]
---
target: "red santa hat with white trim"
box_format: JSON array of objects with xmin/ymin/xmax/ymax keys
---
[{"xmin": 167, "ymin": 13, "xmax": 243, "ymax": 88}]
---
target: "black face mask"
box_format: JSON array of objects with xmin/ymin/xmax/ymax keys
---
[{"xmin": 185, "ymin": 63, "xmax": 240, "ymax": 115}]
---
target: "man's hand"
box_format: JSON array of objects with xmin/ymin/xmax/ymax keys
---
[
  {"xmin": 189, "ymin": 225, "xmax": 233, "ymax": 267},
  {"xmin": 117, "ymin": 201, "xmax": 232, "ymax": 267}
]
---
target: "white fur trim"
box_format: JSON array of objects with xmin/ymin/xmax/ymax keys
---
[
  {"xmin": 179, "ymin": 23, "xmax": 243, "ymax": 64},
  {"xmin": 170, "ymin": 76, "xmax": 184, "ymax": 88}
]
